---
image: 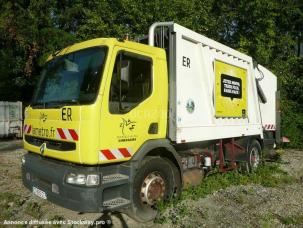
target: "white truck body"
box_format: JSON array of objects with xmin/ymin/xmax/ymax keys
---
[
  {"xmin": 256, "ymin": 65, "xmax": 277, "ymax": 131},
  {"xmin": 153, "ymin": 23, "xmax": 277, "ymax": 143}
]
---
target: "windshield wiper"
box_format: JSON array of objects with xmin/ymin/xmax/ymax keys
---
[
  {"xmin": 46, "ymin": 99, "xmax": 79, "ymax": 108},
  {"xmin": 31, "ymin": 100, "xmax": 79, "ymax": 109},
  {"xmin": 31, "ymin": 102, "xmax": 45, "ymax": 108}
]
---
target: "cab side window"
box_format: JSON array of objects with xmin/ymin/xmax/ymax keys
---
[{"xmin": 109, "ymin": 52, "xmax": 152, "ymax": 114}]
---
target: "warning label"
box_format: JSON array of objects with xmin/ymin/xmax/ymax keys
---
[
  {"xmin": 221, "ymin": 74, "xmax": 242, "ymax": 99},
  {"xmin": 215, "ymin": 60, "xmax": 247, "ymax": 117}
]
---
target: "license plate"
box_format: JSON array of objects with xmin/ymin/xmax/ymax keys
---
[{"xmin": 33, "ymin": 187, "xmax": 47, "ymax": 199}]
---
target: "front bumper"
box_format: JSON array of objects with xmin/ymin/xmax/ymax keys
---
[{"xmin": 22, "ymin": 152, "xmax": 131, "ymax": 212}]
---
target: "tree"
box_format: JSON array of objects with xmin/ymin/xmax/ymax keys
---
[
  {"xmin": 0, "ymin": 0, "xmax": 302, "ymax": 147},
  {"xmin": 0, "ymin": 0, "xmax": 76, "ymax": 102}
]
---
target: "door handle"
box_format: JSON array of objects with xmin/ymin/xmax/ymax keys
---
[{"xmin": 148, "ymin": 123, "xmax": 158, "ymax": 134}]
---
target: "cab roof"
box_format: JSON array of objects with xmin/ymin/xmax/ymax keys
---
[{"xmin": 47, "ymin": 38, "xmax": 166, "ymax": 62}]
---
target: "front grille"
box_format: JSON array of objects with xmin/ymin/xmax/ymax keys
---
[{"xmin": 25, "ymin": 135, "xmax": 76, "ymax": 151}]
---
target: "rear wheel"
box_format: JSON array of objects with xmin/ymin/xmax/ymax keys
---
[
  {"xmin": 127, "ymin": 156, "xmax": 181, "ymax": 222},
  {"xmin": 247, "ymin": 140, "xmax": 262, "ymax": 172}
]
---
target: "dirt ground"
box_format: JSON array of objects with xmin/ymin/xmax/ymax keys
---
[{"xmin": 0, "ymin": 140, "xmax": 303, "ymax": 227}]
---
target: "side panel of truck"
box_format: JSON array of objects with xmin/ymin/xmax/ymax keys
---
[
  {"xmin": 170, "ymin": 24, "xmax": 263, "ymax": 143},
  {"xmin": 256, "ymin": 65, "xmax": 277, "ymax": 131},
  {"xmin": 214, "ymin": 60, "xmax": 248, "ymax": 118}
]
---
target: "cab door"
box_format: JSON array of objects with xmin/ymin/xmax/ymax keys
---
[{"xmin": 98, "ymin": 45, "xmax": 168, "ymax": 163}]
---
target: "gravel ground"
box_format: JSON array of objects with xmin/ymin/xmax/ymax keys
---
[
  {"xmin": 160, "ymin": 150, "xmax": 303, "ymax": 228},
  {"xmin": 160, "ymin": 183, "xmax": 303, "ymax": 227},
  {"xmin": 0, "ymin": 141, "xmax": 302, "ymax": 227}
]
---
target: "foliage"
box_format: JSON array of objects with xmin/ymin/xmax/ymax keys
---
[
  {"xmin": 280, "ymin": 99, "xmax": 303, "ymax": 148},
  {"xmin": 0, "ymin": 0, "xmax": 302, "ymax": 147}
]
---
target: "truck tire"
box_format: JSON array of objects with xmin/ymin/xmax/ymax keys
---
[
  {"xmin": 127, "ymin": 156, "xmax": 180, "ymax": 222},
  {"xmin": 246, "ymin": 140, "xmax": 262, "ymax": 172},
  {"xmin": 163, "ymin": 158, "xmax": 182, "ymax": 198}
]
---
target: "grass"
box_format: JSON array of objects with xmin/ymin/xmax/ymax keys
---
[
  {"xmin": 181, "ymin": 163, "xmax": 295, "ymax": 200},
  {"xmin": 0, "ymin": 192, "xmax": 23, "ymax": 221},
  {"xmin": 155, "ymin": 162, "xmax": 296, "ymax": 224},
  {"xmin": 278, "ymin": 214, "xmax": 303, "ymax": 225},
  {"xmin": 49, "ymin": 215, "xmax": 66, "ymax": 228},
  {"xmin": 25, "ymin": 201, "xmax": 42, "ymax": 219},
  {"xmin": 260, "ymin": 213, "xmax": 276, "ymax": 228},
  {"xmin": 261, "ymin": 213, "xmax": 303, "ymax": 226}
]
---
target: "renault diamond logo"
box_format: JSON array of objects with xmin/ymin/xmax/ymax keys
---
[{"xmin": 40, "ymin": 143, "xmax": 46, "ymax": 155}]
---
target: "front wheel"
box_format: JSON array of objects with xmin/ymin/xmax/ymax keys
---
[{"xmin": 127, "ymin": 156, "xmax": 181, "ymax": 222}]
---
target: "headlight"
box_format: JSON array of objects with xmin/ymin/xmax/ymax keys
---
[
  {"xmin": 65, "ymin": 173, "xmax": 100, "ymax": 186},
  {"xmin": 21, "ymin": 156, "xmax": 26, "ymax": 165},
  {"xmin": 86, "ymin": 174, "xmax": 100, "ymax": 186}
]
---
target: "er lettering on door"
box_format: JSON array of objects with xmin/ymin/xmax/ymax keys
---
[{"xmin": 62, "ymin": 108, "xmax": 72, "ymax": 121}]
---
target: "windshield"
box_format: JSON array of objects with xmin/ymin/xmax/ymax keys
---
[{"xmin": 32, "ymin": 46, "xmax": 107, "ymax": 108}]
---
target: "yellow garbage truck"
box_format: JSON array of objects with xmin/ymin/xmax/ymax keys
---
[{"xmin": 22, "ymin": 22, "xmax": 280, "ymax": 221}]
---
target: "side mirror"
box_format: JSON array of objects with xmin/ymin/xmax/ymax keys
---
[{"xmin": 120, "ymin": 60, "xmax": 130, "ymax": 83}]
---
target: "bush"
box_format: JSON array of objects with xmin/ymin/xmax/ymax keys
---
[{"xmin": 280, "ymin": 98, "xmax": 303, "ymax": 149}]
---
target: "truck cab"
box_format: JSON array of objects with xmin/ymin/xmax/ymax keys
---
[
  {"xmin": 22, "ymin": 38, "xmax": 174, "ymax": 221},
  {"xmin": 23, "ymin": 38, "xmax": 168, "ymax": 165}
]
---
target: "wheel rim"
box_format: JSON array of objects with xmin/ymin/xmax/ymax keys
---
[
  {"xmin": 250, "ymin": 147, "xmax": 260, "ymax": 168},
  {"xmin": 140, "ymin": 172, "xmax": 166, "ymax": 206}
]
